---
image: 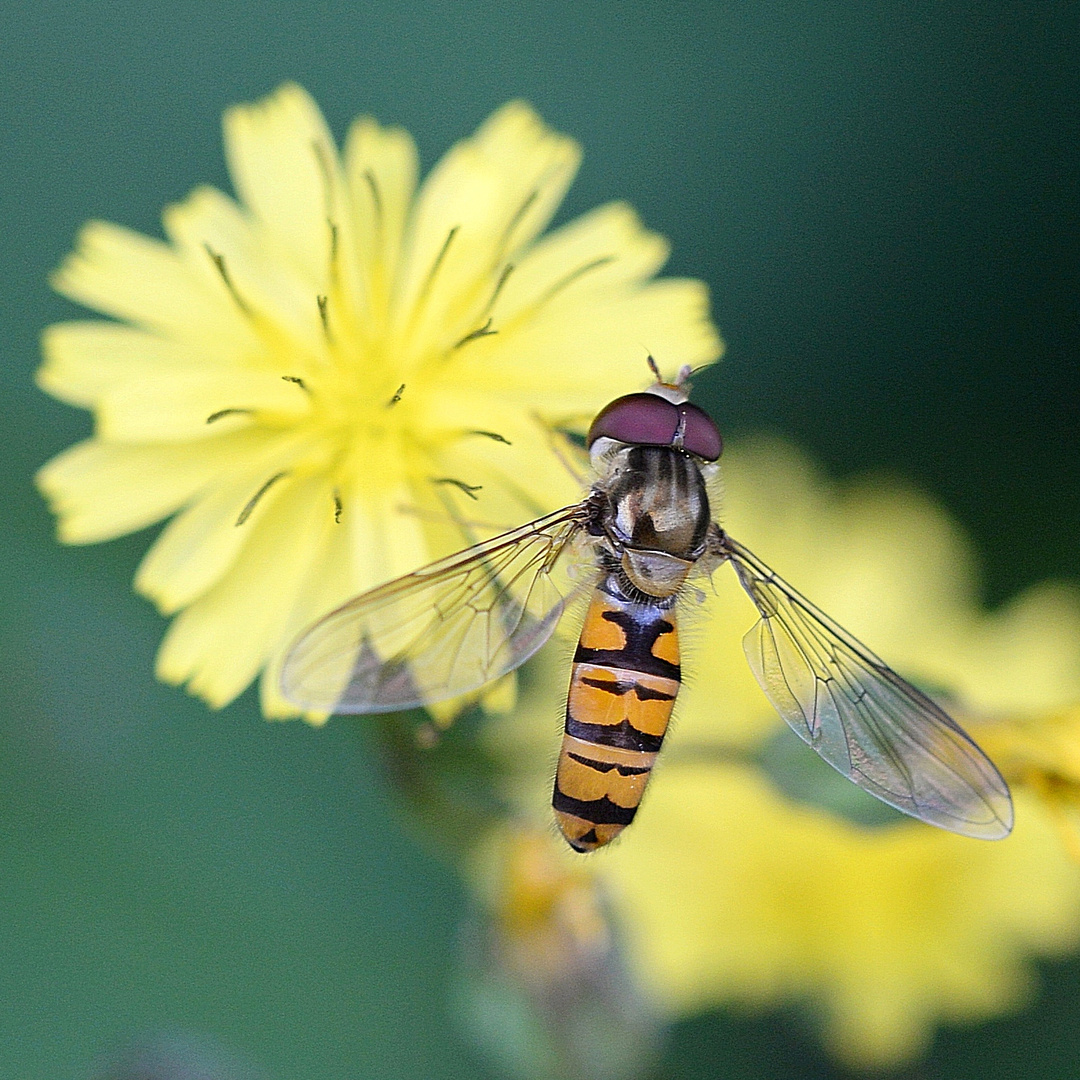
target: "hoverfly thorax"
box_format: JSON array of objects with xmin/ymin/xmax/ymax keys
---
[
  {"xmin": 588, "ymin": 382, "xmax": 720, "ymax": 601},
  {"xmin": 604, "ymin": 446, "xmax": 711, "ymax": 557}
]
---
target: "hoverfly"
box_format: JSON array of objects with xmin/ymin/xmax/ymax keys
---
[{"xmin": 281, "ymin": 366, "xmax": 1013, "ymax": 851}]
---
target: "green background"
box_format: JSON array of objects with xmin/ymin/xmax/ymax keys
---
[{"xmin": 2, "ymin": 2, "xmax": 1079, "ymax": 1077}]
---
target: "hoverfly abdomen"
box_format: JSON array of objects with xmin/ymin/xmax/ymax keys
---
[{"xmin": 554, "ymin": 576, "xmax": 681, "ymax": 852}]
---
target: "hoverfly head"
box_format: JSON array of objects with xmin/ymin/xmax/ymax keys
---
[{"xmin": 587, "ymin": 369, "xmax": 723, "ymax": 463}]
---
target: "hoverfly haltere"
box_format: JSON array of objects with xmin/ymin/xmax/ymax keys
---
[{"xmin": 281, "ymin": 368, "xmax": 1014, "ymax": 852}]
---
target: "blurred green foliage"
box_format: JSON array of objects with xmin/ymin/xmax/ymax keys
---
[{"xmin": 2, "ymin": 1, "xmax": 1079, "ymax": 1077}]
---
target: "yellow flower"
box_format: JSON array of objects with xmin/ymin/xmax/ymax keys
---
[
  {"xmin": 484, "ymin": 436, "xmax": 1080, "ymax": 1070},
  {"xmin": 36, "ymin": 83, "xmax": 721, "ymax": 718}
]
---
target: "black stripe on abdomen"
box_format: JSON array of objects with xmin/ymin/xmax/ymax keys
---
[
  {"xmin": 567, "ymin": 751, "xmax": 652, "ymax": 776},
  {"xmin": 552, "ymin": 787, "xmax": 639, "ymax": 826},
  {"xmin": 565, "ymin": 713, "xmax": 665, "ymax": 753},
  {"xmin": 573, "ymin": 605, "xmax": 681, "ymax": 680},
  {"xmin": 573, "ymin": 644, "xmax": 680, "ymax": 681},
  {"xmin": 579, "ymin": 676, "xmax": 676, "ymax": 702}
]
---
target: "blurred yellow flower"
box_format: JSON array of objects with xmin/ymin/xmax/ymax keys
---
[
  {"xmin": 977, "ymin": 706, "xmax": 1080, "ymax": 863},
  {"xmin": 484, "ymin": 436, "xmax": 1080, "ymax": 1070},
  {"xmin": 460, "ymin": 824, "xmax": 660, "ymax": 1080},
  {"xmin": 36, "ymin": 83, "xmax": 720, "ymax": 717}
]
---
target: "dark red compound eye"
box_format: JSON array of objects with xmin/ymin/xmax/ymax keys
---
[
  {"xmin": 588, "ymin": 393, "xmax": 679, "ymax": 448},
  {"xmin": 586, "ymin": 393, "xmax": 723, "ymax": 461},
  {"xmin": 678, "ymin": 401, "xmax": 723, "ymax": 461}
]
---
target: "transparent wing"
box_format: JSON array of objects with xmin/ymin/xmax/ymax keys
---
[
  {"xmin": 721, "ymin": 533, "xmax": 1014, "ymax": 839},
  {"xmin": 281, "ymin": 504, "xmax": 591, "ymax": 714}
]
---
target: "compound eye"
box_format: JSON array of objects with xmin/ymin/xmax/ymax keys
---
[
  {"xmin": 587, "ymin": 393, "xmax": 679, "ymax": 449},
  {"xmin": 678, "ymin": 402, "xmax": 723, "ymax": 461}
]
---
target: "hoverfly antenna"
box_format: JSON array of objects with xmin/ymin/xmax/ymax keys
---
[{"xmin": 641, "ymin": 353, "xmax": 692, "ymax": 400}]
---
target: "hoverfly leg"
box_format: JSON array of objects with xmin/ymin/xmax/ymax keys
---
[{"xmin": 697, "ymin": 522, "xmax": 732, "ymax": 576}]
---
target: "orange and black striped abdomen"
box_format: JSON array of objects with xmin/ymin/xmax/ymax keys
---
[{"xmin": 553, "ymin": 582, "xmax": 680, "ymax": 852}]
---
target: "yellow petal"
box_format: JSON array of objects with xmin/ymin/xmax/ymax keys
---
[
  {"xmin": 674, "ymin": 562, "xmax": 780, "ymax": 750},
  {"xmin": 394, "ymin": 101, "xmax": 581, "ymax": 354},
  {"xmin": 481, "ymin": 671, "xmax": 518, "ymax": 715},
  {"xmin": 36, "ymin": 432, "xmax": 272, "ymax": 544},
  {"xmin": 164, "ymin": 477, "xmax": 428, "ymax": 712},
  {"xmin": 223, "ymin": 83, "xmax": 337, "ymax": 284},
  {"xmin": 496, "ymin": 201, "xmax": 671, "ymax": 319},
  {"xmin": 343, "ymin": 116, "xmax": 418, "ymax": 307},
  {"xmin": 37, "ymin": 322, "xmax": 213, "ymax": 408},
  {"xmin": 469, "ymin": 100, "xmax": 582, "ymax": 257},
  {"xmin": 340, "ymin": 475, "xmax": 430, "ymax": 591},
  {"xmin": 423, "ymin": 405, "xmax": 585, "ymax": 523},
  {"xmin": 96, "ymin": 367, "xmax": 310, "ymax": 442},
  {"xmin": 258, "ymin": 518, "xmax": 363, "ymax": 721},
  {"xmin": 438, "ymin": 201, "xmax": 721, "ymax": 406},
  {"xmin": 450, "ymin": 276, "xmax": 721, "ymax": 409},
  {"xmin": 52, "ymin": 221, "xmax": 249, "ymax": 359},
  {"xmin": 155, "ymin": 475, "xmax": 336, "ymax": 707},
  {"xmin": 135, "ymin": 432, "xmax": 317, "ymax": 612},
  {"xmin": 162, "ymin": 184, "xmax": 327, "ymax": 357}
]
